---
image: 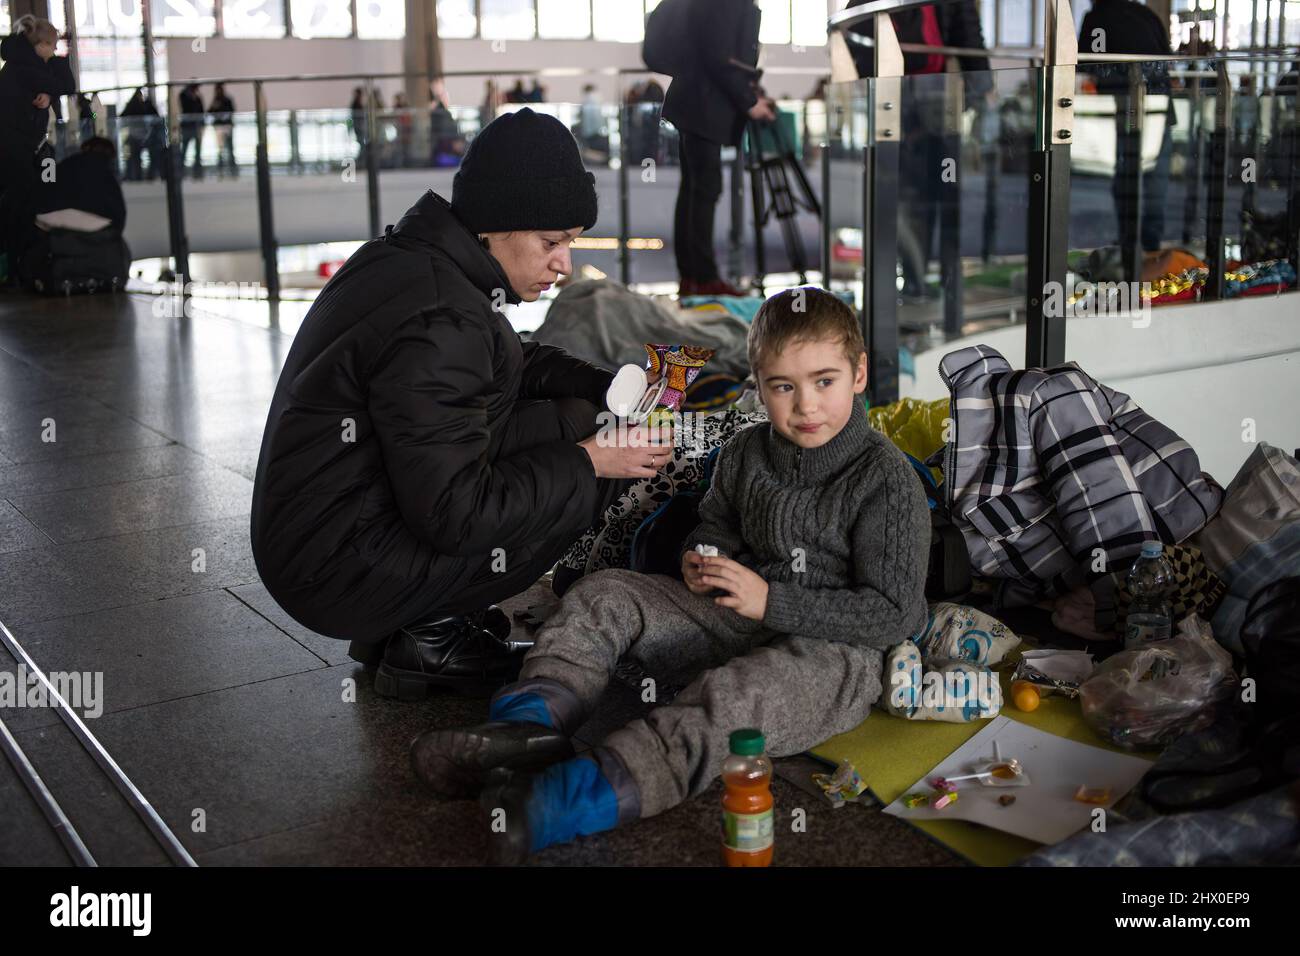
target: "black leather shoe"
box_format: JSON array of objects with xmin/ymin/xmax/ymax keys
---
[
  {"xmin": 374, "ymin": 608, "xmax": 526, "ymax": 700},
  {"xmin": 478, "ymin": 767, "xmax": 535, "ymax": 866},
  {"xmin": 410, "ymin": 721, "xmax": 574, "ymax": 798},
  {"xmin": 347, "ymin": 637, "xmax": 390, "ymax": 668}
]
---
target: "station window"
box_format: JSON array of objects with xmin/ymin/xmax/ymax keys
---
[
  {"xmin": 289, "ymin": 0, "xmax": 352, "ymax": 37},
  {"xmin": 149, "ymin": 0, "xmax": 217, "ymax": 37},
  {"xmin": 480, "ymin": 0, "xmax": 535, "ymax": 40},
  {"xmin": 356, "ymin": 0, "xmax": 404, "ymax": 38},
  {"xmin": 537, "ymin": 0, "xmax": 590, "ymax": 39},
  {"xmin": 222, "ymin": 0, "xmax": 287, "ymax": 38}
]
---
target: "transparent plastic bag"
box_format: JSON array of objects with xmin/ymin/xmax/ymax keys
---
[{"xmin": 1079, "ymin": 616, "xmax": 1238, "ymax": 750}]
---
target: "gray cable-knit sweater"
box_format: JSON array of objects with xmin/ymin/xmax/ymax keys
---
[{"xmin": 679, "ymin": 397, "xmax": 931, "ymax": 649}]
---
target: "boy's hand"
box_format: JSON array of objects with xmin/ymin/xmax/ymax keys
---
[
  {"xmin": 33, "ymin": 93, "xmax": 51, "ymax": 109},
  {"xmin": 699, "ymin": 556, "xmax": 769, "ymax": 621},
  {"xmin": 682, "ymin": 550, "xmax": 711, "ymax": 595}
]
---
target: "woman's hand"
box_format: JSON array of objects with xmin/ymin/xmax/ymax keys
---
[
  {"xmin": 32, "ymin": 93, "xmax": 51, "ymax": 109},
  {"xmin": 699, "ymin": 556, "xmax": 769, "ymax": 621},
  {"xmin": 578, "ymin": 423, "xmax": 674, "ymax": 479},
  {"xmin": 682, "ymin": 550, "xmax": 712, "ymax": 595}
]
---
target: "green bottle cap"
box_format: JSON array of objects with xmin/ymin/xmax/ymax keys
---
[{"xmin": 729, "ymin": 729, "xmax": 765, "ymax": 756}]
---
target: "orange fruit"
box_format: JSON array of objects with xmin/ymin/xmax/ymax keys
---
[{"xmin": 1012, "ymin": 681, "xmax": 1040, "ymax": 713}]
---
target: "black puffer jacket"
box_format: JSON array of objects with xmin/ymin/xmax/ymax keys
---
[
  {"xmin": 0, "ymin": 33, "xmax": 75, "ymax": 151},
  {"xmin": 250, "ymin": 191, "xmax": 614, "ymax": 641}
]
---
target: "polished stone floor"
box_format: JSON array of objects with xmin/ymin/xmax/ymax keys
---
[{"xmin": 0, "ymin": 291, "xmax": 961, "ymax": 867}]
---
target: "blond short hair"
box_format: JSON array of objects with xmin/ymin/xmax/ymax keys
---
[
  {"xmin": 747, "ymin": 286, "xmax": 866, "ymax": 379},
  {"xmin": 14, "ymin": 14, "xmax": 59, "ymax": 46}
]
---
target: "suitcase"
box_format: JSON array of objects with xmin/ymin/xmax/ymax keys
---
[{"xmin": 20, "ymin": 225, "xmax": 131, "ymax": 296}]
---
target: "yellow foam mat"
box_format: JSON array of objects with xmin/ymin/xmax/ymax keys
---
[{"xmin": 809, "ymin": 669, "xmax": 1156, "ymax": 866}]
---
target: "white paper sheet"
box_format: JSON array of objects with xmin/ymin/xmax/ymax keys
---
[
  {"xmin": 883, "ymin": 716, "xmax": 1154, "ymax": 845},
  {"xmin": 35, "ymin": 208, "xmax": 111, "ymax": 233}
]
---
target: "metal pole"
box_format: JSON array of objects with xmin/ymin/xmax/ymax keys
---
[
  {"xmin": 939, "ymin": 68, "xmax": 965, "ymax": 338},
  {"xmin": 142, "ymin": 0, "xmax": 155, "ymax": 98},
  {"xmin": 0, "ymin": 619, "xmax": 197, "ymax": 867},
  {"xmin": 254, "ymin": 81, "xmax": 280, "ymax": 300},
  {"xmin": 738, "ymin": 132, "xmax": 759, "ymax": 287},
  {"xmin": 864, "ymin": 13, "xmax": 903, "ymax": 405},
  {"xmin": 619, "ymin": 95, "xmax": 631, "ymax": 286},
  {"xmin": 1287, "ymin": 56, "xmax": 1300, "ymax": 276},
  {"xmin": 821, "ymin": 101, "xmax": 836, "ymax": 287},
  {"xmin": 1025, "ymin": 0, "xmax": 1076, "ymax": 369},
  {"xmin": 1204, "ymin": 60, "xmax": 1232, "ymax": 300},
  {"xmin": 1117, "ymin": 63, "xmax": 1146, "ymax": 284},
  {"xmin": 364, "ymin": 77, "xmax": 381, "ymax": 238},
  {"xmin": 163, "ymin": 84, "xmax": 190, "ymax": 286},
  {"xmin": 0, "ymin": 715, "xmax": 97, "ymax": 866}
]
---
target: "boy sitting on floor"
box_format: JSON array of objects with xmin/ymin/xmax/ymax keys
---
[{"xmin": 411, "ymin": 286, "xmax": 932, "ymax": 863}]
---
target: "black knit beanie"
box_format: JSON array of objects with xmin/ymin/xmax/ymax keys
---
[{"xmin": 451, "ymin": 107, "xmax": 598, "ymax": 234}]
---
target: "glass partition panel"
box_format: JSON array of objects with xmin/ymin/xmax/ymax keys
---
[{"xmin": 883, "ymin": 67, "xmax": 1035, "ymax": 397}]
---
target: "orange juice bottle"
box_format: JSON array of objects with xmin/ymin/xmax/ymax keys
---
[{"xmin": 721, "ymin": 729, "xmax": 774, "ymax": 867}]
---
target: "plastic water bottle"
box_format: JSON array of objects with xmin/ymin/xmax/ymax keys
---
[
  {"xmin": 1124, "ymin": 541, "xmax": 1174, "ymax": 649},
  {"xmin": 721, "ymin": 729, "xmax": 774, "ymax": 867}
]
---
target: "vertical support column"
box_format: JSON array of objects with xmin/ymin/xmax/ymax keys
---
[
  {"xmin": 163, "ymin": 84, "xmax": 190, "ymax": 286},
  {"xmin": 364, "ymin": 76, "xmax": 381, "ymax": 239},
  {"xmin": 1025, "ymin": 0, "xmax": 1076, "ymax": 370},
  {"xmin": 1116, "ymin": 63, "xmax": 1145, "ymax": 284},
  {"xmin": 939, "ymin": 68, "xmax": 965, "ymax": 338},
  {"xmin": 729, "ymin": 140, "xmax": 747, "ymax": 285},
  {"xmin": 1286, "ymin": 55, "xmax": 1300, "ymax": 278},
  {"xmin": 618, "ymin": 92, "xmax": 631, "ymax": 286},
  {"xmin": 821, "ymin": 99, "xmax": 837, "ymax": 289},
  {"xmin": 1182, "ymin": 77, "xmax": 1203, "ymax": 245},
  {"xmin": 1203, "ymin": 60, "xmax": 1233, "ymax": 301},
  {"xmin": 142, "ymin": 0, "xmax": 156, "ymax": 97},
  {"xmin": 254, "ymin": 81, "xmax": 280, "ymax": 301},
  {"xmin": 862, "ymin": 13, "xmax": 903, "ymax": 406}
]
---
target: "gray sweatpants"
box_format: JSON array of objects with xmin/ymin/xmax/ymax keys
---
[{"xmin": 503, "ymin": 569, "xmax": 885, "ymax": 820}]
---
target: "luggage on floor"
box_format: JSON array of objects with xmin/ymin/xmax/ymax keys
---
[{"xmin": 20, "ymin": 225, "xmax": 131, "ymax": 296}]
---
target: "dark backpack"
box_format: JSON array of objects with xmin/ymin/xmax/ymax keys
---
[
  {"xmin": 630, "ymin": 445, "xmax": 722, "ymax": 578},
  {"xmin": 20, "ymin": 226, "xmax": 131, "ymax": 296},
  {"xmin": 1241, "ymin": 577, "xmax": 1300, "ymax": 724},
  {"xmin": 642, "ymin": 0, "xmax": 692, "ymax": 77},
  {"xmin": 905, "ymin": 452, "xmax": 972, "ymax": 601}
]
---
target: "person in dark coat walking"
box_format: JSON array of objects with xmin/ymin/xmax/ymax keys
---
[
  {"xmin": 0, "ymin": 16, "xmax": 75, "ymax": 278},
  {"xmin": 119, "ymin": 87, "xmax": 163, "ymax": 181},
  {"xmin": 661, "ymin": 0, "xmax": 770, "ymax": 297},
  {"xmin": 251, "ymin": 108, "xmax": 674, "ymax": 699},
  {"xmin": 178, "ymin": 83, "xmax": 205, "ymax": 180},
  {"xmin": 1079, "ymin": 0, "xmax": 1175, "ymax": 253},
  {"xmin": 846, "ymin": 0, "xmax": 993, "ymax": 299}
]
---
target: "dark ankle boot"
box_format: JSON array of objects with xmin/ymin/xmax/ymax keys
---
[{"xmin": 410, "ymin": 721, "xmax": 574, "ymax": 798}]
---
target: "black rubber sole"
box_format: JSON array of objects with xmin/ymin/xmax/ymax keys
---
[{"xmin": 373, "ymin": 662, "xmax": 510, "ymax": 701}]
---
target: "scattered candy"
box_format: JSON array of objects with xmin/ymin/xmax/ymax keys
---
[
  {"xmin": 1073, "ymin": 785, "xmax": 1111, "ymax": 805},
  {"xmin": 903, "ymin": 793, "xmax": 930, "ymax": 809},
  {"xmin": 812, "ymin": 758, "xmax": 868, "ymax": 809},
  {"xmin": 928, "ymin": 777, "xmax": 957, "ymax": 793},
  {"xmin": 998, "ymin": 794, "xmax": 1017, "ymax": 807},
  {"xmin": 933, "ymin": 790, "xmax": 959, "ymax": 810}
]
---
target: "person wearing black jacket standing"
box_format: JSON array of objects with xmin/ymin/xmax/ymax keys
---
[
  {"xmin": 178, "ymin": 83, "xmax": 205, "ymax": 180},
  {"xmin": 1079, "ymin": 0, "xmax": 1176, "ymax": 254},
  {"xmin": 0, "ymin": 16, "xmax": 75, "ymax": 281},
  {"xmin": 661, "ymin": 0, "xmax": 771, "ymax": 297},
  {"xmin": 251, "ymin": 108, "xmax": 674, "ymax": 699},
  {"xmin": 846, "ymin": 1, "xmax": 993, "ymax": 300}
]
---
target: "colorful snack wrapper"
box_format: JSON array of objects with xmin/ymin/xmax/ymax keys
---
[{"xmin": 811, "ymin": 758, "xmax": 869, "ymax": 809}]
